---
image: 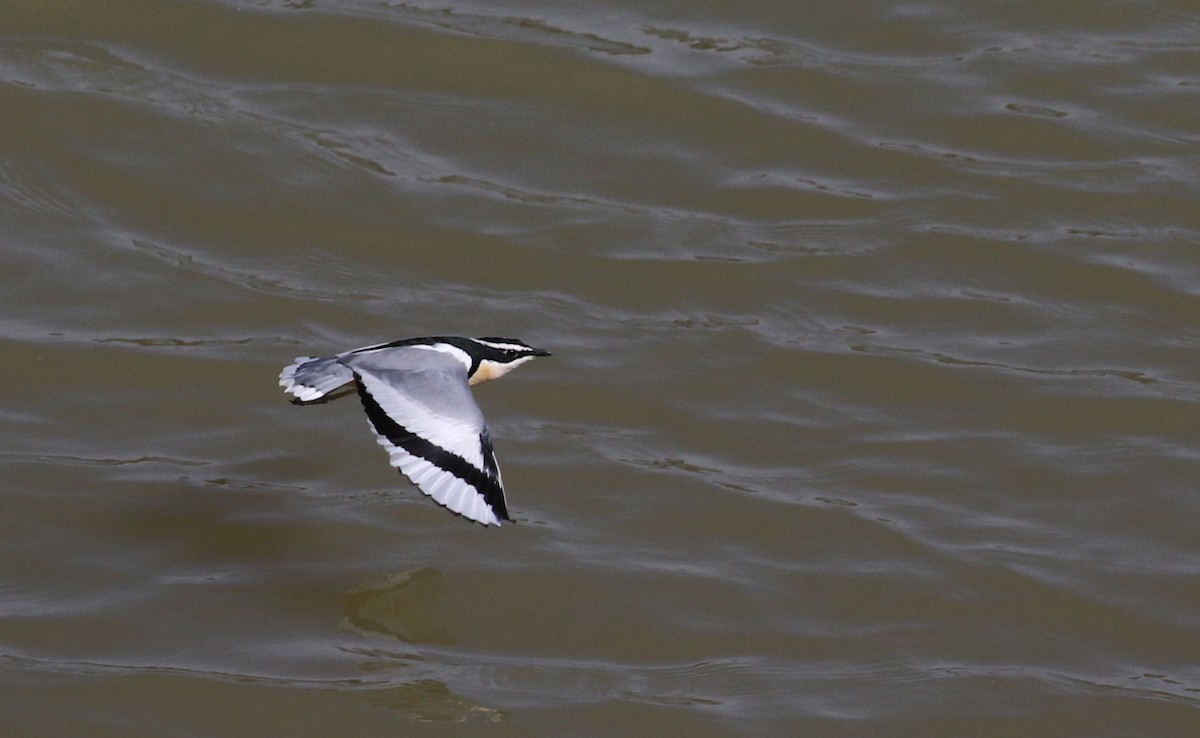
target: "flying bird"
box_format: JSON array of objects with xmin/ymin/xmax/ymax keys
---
[{"xmin": 280, "ymin": 336, "xmax": 550, "ymax": 526}]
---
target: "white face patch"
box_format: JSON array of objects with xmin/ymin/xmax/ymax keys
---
[{"xmin": 469, "ymin": 355, "xmax": 535, "ymax": 385}]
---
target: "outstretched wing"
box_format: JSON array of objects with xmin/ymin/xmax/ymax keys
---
[{"xmin": 346, "ymin": 349, "xmax": 509, "ymax": 526}]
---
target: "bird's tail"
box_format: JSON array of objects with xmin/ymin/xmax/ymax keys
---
[{"xmin": 279, "ymin": 356, "xmax": 357, "ymax": 404}]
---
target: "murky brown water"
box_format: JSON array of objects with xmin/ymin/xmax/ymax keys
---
[{"xmin": 3, "ymin": 0, "xmax": 1199, "ymax": 734}]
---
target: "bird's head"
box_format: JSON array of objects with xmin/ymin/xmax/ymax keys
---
[{"xmin": 467, "ymin": 337, "xmax": 552, "ymax": 385}]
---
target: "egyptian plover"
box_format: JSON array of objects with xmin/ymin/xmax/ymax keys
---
[{"xmin": 280, "ymin": 336, "xmax": 550, "ymax": 526}]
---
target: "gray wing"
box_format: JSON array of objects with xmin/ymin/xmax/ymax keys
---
[{"xmin": 342, "ymin": 347, "xmax": 509, "ymax": 526}]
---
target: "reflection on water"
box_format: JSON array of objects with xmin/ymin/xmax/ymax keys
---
[
  {"xmin": 343, "ymin": 568, "xmax": 453, "ymax": 645},
  {"xmin": 355, "ymin": 680, "xmax": 505, "ymax": 723}
]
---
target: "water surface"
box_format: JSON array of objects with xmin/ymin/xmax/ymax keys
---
[{"xmin": 2, "ymin": 0, "xmax": 1199, "ymax": 734}]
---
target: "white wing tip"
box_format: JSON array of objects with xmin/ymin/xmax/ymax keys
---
[
  {"xmin": 279, "ymin": 357, "xmax": 314, "ymax": 388},
  {"xmin": 388, "ymin": 445, "xmax": 505, "ymax": 527}
]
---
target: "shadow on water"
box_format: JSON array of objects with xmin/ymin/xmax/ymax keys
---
[{"xmin": 343, "ymin": 567, "xmax": 453, "ymax": 645}]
